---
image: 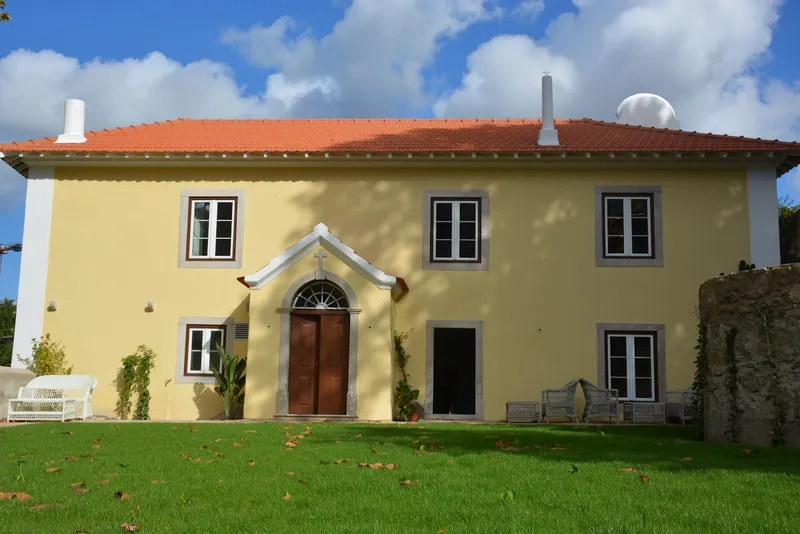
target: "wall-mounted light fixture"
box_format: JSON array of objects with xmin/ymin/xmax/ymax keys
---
[
  {"xmin": 47, "ymin": 301, "xmax": 58, "ymax": 312},
  {"xmin": 145, "ymin": 301, "xmax": 156, "ymax": 313}
]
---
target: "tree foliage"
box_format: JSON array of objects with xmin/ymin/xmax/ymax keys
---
[
  {"xmin": 779, "ymin": 196, "xmax": 800, "ymax": 264},
  {"xmin": 0, "ymin": 1, "xmax": 10, "ymax": 23},
  {"xmin": 0, "ymin": 297, "xmax": 15, "ymax": 366},
  {"xmin": 22, "ymin": 333, "xmax": 73, "ymax": 376}
]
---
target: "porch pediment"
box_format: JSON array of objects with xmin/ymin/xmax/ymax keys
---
[{"xmin": 240, "ymin": 223, "xmax": 408, "ymax": 298}]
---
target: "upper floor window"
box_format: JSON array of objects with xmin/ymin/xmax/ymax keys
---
[
  {"xmin": 188, "ymin": 198, "xmax": 237, "ymax": 260},
  {"xmin": 594, "ymin": 186, "xmax": 663, "ymax": 267},
  {"xmin": 178, "ymin": 190, "xmax": 245, "ymax": 269},
  {"xmin": 422, "ymin": 190, "xmax": 489, "ymax": 271}
]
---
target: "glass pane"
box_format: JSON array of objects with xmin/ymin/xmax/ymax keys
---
[
  {"xmin": 189, "ymin": 350, "xmax": 203, "ymax": 372},
  {"xmin": 434, "ymin": 202, "xmax": 452, "ymax": 222},
  {"xmin": 216, "ymin": 221, "xmax": 233, "ymax": 239},
  {"xmin": 606, "ymin": 198, "xmax": 624, "ymax": 218},
  {"xmin": 192, "ymin": 220, "xmax": 209, "ymax": 239},
  {"xmin": 215, "ymin": 238, "xmax": 233, "ymax": 257},
  {"xmin": 610, "ymin": 357, "xmax": 627, "ymax": 377},
  {"xmin": 190, "ymin": 330, "xmax": 204, "ymax": 351},
  {"xmin": 635, "ymin": 378, "xmax": 653, "ymax": 400},
  {"xmin": 631, "ymin": 236, "xmax": 650, "ymax": 255},
  {"xmin": 635, "ymin": 357, "xmax": 652, "ymax": 378},
  {"xmin": 609, "ymin": 336, "xmax": 627, "ymax": 357},
  {"xmin": 634, "ymin": 336, "xmax": 652, "ymax": 357},
  {"xmin": 216, "ymin": 201, "xmax": 234, "ymax": 220},
  {"xmin": 606, "ymin": 217, "xmax": 624, "ymax": 236},
  {"xmin": 610, "ymin": 377, "xmax": 627, "ymax": 395},
  {"xmin": 460, "ymin": 221, "xmax": 476, "ymax": 240},
  {"xmin": 631, "ymin": 198, "xmax": 649, "ymax": 217},
  {"xmin": 631, "ymin": 218, "xmax": 649, "ymax": 236},
  {"xmin": 209, "ymin": 329, "xmax": 224, "ymax": 356},
  {"xmin": 459, "ymin": 202, "xmax": 477, "ymax": 221},
  {"xmin": 434, "ymin": 239, "xmax": 452, "ymax": 259},
  {"xmin": 606, "ymin": 236, "xmax": 624, "ymax": 254},
  {"xmin": 459, "ymin": 240, "xmax": 477, "ymax": 259},
  {"xmin": 193, "ymin": 202, "xmax": 210, "ymax": 221},
  {"xmin": 191, "ymin": 237, "xmax": 209, "ymax": 257},
  {"xmin": 435, "ymin": 221, "xmax": 452, "ymax": 240},
  {"xmin": 209, "ymin": 351, "xmax": 221, "ymax": 373}
]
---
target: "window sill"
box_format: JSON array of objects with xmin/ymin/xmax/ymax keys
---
[
  {"xmin": 596, "ymin": 257, "xmax": 663, "ymax": 267},
  {"xmin": 174, "ymin": 375, "xmax": 217, "ymax": 385},
  {"xmin": 422, "ymin": 260, "xmax": 488, "ymax": 271},
  {"xmin": 178, "ymin": 258, "xmax": 242, "ymax": 269}
]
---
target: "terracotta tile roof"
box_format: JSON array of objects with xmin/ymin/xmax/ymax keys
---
[{"xmin": 1, "ymin": 118, "xmax": 798, "ymax": 155}]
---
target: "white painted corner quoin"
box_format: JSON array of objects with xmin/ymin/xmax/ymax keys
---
[{"xmin": 241, "ymin": 223, "xmax": 400, "ymax": 292}]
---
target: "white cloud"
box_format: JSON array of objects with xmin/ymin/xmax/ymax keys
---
[
  {"xmin": 512, "ymin": 0, "xmax": 545, "ymax": 21},
  {"xmin": 435, "ymin": 0, "xmax": 800, "ymax": 142}
]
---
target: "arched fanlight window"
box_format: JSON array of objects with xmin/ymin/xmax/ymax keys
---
[{"xmin": 292, "ymin": 281, "xmax": 349, "ymax": 310}]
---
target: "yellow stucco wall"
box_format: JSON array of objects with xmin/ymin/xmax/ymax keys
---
[{"xmin": 41, "ymin": 165, "xmax": 750, "ymax": 421}]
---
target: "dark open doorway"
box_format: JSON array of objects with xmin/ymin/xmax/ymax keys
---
[{"xmin": 432, "ymin": 327, "xmax": 477, "ymax": 415}]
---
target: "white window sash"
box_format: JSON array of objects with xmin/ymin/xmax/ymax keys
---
[
  {"xmin": 187, "ymin": 327, "xmax": 225, "ymax": 374},
  {"xmin": 432, "ymin": 200, "xmax": 479, "ymax": 261},
  {"xmin": 189, "ymin": 200, "xmax": 235, "ymax": 259},
  {"xmin": 604, "ymin": 196, "xmax": 651, "ymax": 257},
  {"xmin": 607, "ymin": 334, "xmax": 655, "ymax": 401}
]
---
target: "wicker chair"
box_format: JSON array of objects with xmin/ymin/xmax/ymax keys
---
[
  {"xmin": 541, "ymin": 378, "xmax": 581, "ymax": 423},
  {"xmin": 666, "ymin": 387, "xmax": 696, "ymax": 425},
  {"xmin": 579, "ymin": 379, "xmax": 620, "ymax": 423}
]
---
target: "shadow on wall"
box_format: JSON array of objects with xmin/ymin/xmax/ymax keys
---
[{"xmin": 193, "ymin": 382, "xmax": 223, "ymax": 420}]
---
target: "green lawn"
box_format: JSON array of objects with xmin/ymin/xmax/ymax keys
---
[{"xmin": 1, "ymin": 422, "xmax": 799, "ymax": 533}]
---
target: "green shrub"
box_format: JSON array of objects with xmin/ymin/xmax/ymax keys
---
[{"xmin": 22, "ymin": 333, "xmax": 72, "ymax": 376}]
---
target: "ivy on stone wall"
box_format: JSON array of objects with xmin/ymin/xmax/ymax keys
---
[
  {"xmin": 760, "ymin": 312, "xmax": 786, "ymax": 446},
  {"xmin": 725, "ymin": 327, "xmax": 741, "ymax": 443},
  {"xmin": 692, "ymin": 309, "xmax": 707, "ymax": 441}
]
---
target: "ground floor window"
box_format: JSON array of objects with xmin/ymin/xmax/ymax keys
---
[
  {"xmin": 184, "ymin": 325, "xmax": 226, "ymax": 376},
  {"xmin": 605, "ymin": 331, "xmax": 656, "ymax": 401}
]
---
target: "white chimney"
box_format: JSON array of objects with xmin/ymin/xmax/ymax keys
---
[
  {"xmin": 537, "ymin": 72, "xmax": 559, "ymax": 146},
  {"xmin": 55, "ymin": 99, "xmax": 87, "ymax": 144}
]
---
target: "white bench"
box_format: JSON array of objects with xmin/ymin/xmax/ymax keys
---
[{"xmin": 6, "ymin": 375, "xmax": 97, "ymax": 422}]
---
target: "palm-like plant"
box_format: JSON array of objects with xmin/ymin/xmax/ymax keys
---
[{"xmin": 211, "ymin": 344, "xmax": 247, "ymax": 420}]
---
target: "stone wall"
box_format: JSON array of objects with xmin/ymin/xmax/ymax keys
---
[{"xmin": 699, "ymin": 263, "xmax": 800, "ymax": 447}]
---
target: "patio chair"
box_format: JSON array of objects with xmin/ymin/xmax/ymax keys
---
[
  {"xmin": 541, "ymin": 378, "xmax": 581, "ymax": 423},
  {"xmin": 579, "ymin": 379, "xmax": 619, "ymax": 423},
  {"xmin": 666, "ymin": 387, "xmax": 696, "ymax": 425}
]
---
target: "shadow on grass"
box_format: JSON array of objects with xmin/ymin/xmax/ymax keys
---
[{"xmin": 297, "ymin": 422, "xmax": 800, "ymax": 476}]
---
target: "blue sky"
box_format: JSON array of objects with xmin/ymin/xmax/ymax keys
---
[{"xmin": 1, "ymin": 0, "xmax": 799, "ymax": 300}]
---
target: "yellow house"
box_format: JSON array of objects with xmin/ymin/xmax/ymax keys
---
[{"xmin": 2, "ymin": 79, "xmax": 799, "ymax": 422}]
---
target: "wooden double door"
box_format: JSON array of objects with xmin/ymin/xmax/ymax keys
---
[{"xmin": 288, "ymin": 311, "xmax": 350, "ymax": 415}]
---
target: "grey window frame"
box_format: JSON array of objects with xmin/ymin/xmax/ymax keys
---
[
  {"xmin": 596, "ymin": 322, "xmax": 666, "ymax": 402},
  {"xmin": 422, "ymin": 190, "xmax": 489, "ymax": 271},
  {"xmin": 594, "ymin": 185, "xmax": 663, "ymax": 267}
]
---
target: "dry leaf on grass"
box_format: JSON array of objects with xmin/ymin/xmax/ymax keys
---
[
  {"xmin": 214, "ymin": 438, "xmax": 222, "ymax": 443},
  {"xmin": 282, "ymin": 491, "xmax": 291, "ymax": 501},
  {"xmin": 111, "ymin": 472, "xmax": 119, "ymax": 478},
  {"xmin": 151, "ymin": 480, "xmax": 164, "ymax": 485},
  {"xmin": 284, "ymin": 441, "xmax": 298, "ymax": 448},
  {"xmin": 74, "ymin": 487, "xmax": 89, "ymax": 494},
  {"xmin": 179, "ymin": 452, "xmax": 191, "ymax": 461},
  {"xmin": 303, "ymin": 428, "xmax": 312, "ymax": 435},
  {"xmin": 91, "ymin": 444, "xmax": 102, "ymax": 450},
  {"xmin": 82, "ymin": 454, "xmax": 97, "ymax": 461},
  {"xmin": 120, "ymin": 523, "xmax": 139, "ymax": 531},
  {"xmin": 639, "ymin": 475, "xmax": 651, "ymax": 483},
  {"xmin": 438, "ymin": 529, "xmax": 447, "ymax": 533},
  {"xmin": 333, "ymin": 459, "xmax": 350, "ymax": 464},
  {"xmin": 245, "ymin": 430, "xmax": 257, "ymax": 434},
  {"xmin": 114, "ymin": 492, "xmax": 132, "ymax": 501},
  {"xmin": 354, "ymin": 434, "xmax": 362, "ymax": 439},
  {"xmin": 30, "ymin": 503, "xmax": 60, "ymax": 512},
  {"xmin": 620, "ymin": 468, "xmax": 637, "ymax": 473},
  {"xmin": 447, "ymin": 460, "xmax": 454, "ymax": 465},
  {"xmin": 193, "ymin": 458, "xmax": 202, "ymax": 463},
  {"xmin": 62, "ymin": 431, "xmax": 73, "ymax": 435},
  {"xmin": 299, "ymin": 479, "xmax": 309, "ymax": 486},
  {"xmin": 96, "ymin": 480, "xmax": 110, "ymax": 486},
  {"xmin": 248, "ymin": 460, "xmax": 256, "ymax": 466},
  {"xmin": 335, "ymin": 440, "xmax": 341, "ymax": 444},
  {"xmin": 171, "ymin": 426, "xmax": 177, "ymax": 430},
  {"xmin": 400, "ymin": 480, "xmax": 421, "ymax": 486},
  {"xmin": 64, "ymin": 456, "xmax": 77, "ymax": 462},
  {"xmin": 0, "ymin": 492, "xmax": 32, "ymax": 501},
  {"xmin": 45, "ymin": 467, "xmax": 61, "ymax": 473},
  {"xmin": 745, "ymin": 449, "xmax": 755, "ymax": 454},
  {"xmin": 70, "ymin": 482, "xmax": 85, "ymax": 488},
  {"xmin": 385, "ymin": 464, "xmax": 397, "ymax": 470},
  {"xmin": 680, "ymin": 457, "xmax": 693, "ymax": 461},
  {"xmin": 233, "ymin": 442, "xmax": 245, "ymax": 448},
  {"xmin": 550, "ymin": 447, "xmax": 568, "ymax": 452},
  {"xmin": 286, "ymin": 472, "xmax": 296, "ymax": 476},
  {"xmin": 131, "ymin": 505, "xmax": 141, "ymax": 515}
]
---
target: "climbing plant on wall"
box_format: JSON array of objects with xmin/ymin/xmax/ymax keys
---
[
  {"xmin": 760, "ymin": 312, "xmax": 786, "ymax": 445},
  {"xmin": 725, "ymin": 327, "xmax": 740, "ymax": 442},
  {"xmin": 115, "ymin": 345, "xmax": 157, "ymax": 420},
  {"xmin": 692, "ymin": 309, "xmax": 707, "ymax": 441}
]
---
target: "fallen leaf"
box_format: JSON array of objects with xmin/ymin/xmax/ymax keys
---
[
  {"xmin": 299, "ymin": 479, "xmax": 309, "ymax": 486},
  {"xmin": 111, "ymin": 472, "xmax": 119, "ymax": 478},
  {"xmin": 171, "ymin": 426, "xmax": 177, "ymax": 430},
  {"xmin": 120, "ymin": 523, "xmax": 139, "ymax": 531},
  {"xmin": 303, "ymin": 429, "xmax": 312, "ymax": 435},
  {"xmin": 45, "ymin": 467, "xmax": 61, "ymax": 473},
  {"xmin": 114, "ymin": 492, "xmax": 132, "ymax": 501},
  {"xmin": 179, "ymin": 452, "xmax": 191, "ymax": 460},
  {"xmin": 438, "ymin": 529, "xmax": 447, "ymax": 533},
  {"xmin": 151, "ymin": 480, "xmax": 164, "ymax": 484},
  {"xmin": 639, "ymin": 475, "xmax": 651, "ymax": 483},
  {"xmin": 193, "ymin": 458, "xmax": 202, "ymax": 463},
  {"xmin": 96, "ymin": 480, "xmax": 110, "ymax": 486},
  {"xmin": 284, "ymin": 441, "xmax": 298, "ymax": 448},
  {"xmin": 357, "ymin": 462, "xmax": 369, "ymax": 467},
  {"xmin": 206, "ymin": 459, "xmax": 215, "ymax": 464},
  {"xmin": 62, "ymin": 431, "xmax": 74, "ymax": 435},
  {"xmin": 233, "ymin": 442, "xmax": 244, "ymax": 448},
  {"xmin": 30, "ymin": 503, "xmax": 60, "ymax": 511},
  {"xmin": 82, "ymin": 454, "xmax": 97, "ymax": 461},
  {"xmin": 354, "ymin": 434, "xmax": 362, "ymax": 439},
  {"xmin": 213, "ymin": 452, "xmax": 224, "ymax": 457},
  {"xmin": 620, "ymin": 468, "xmax": 637, "ymax": 473},
  {"xmin": 447, "ymin": 460, "xmax": 454, "ymax": 465},
  {"xmin": 385, "ymin": 464, "xmax": 397, "ymax": 470},
  {"xmin": 91, "ymin": 444, "xmax": 102, "ymax": 450},
  {"xmin": 71, "ymin": 482, "xmax": 85, "ymax": 488},
  {"xmin": 334, "ymin": 440, "xmax": 341, "ymax": 444},
  {"xmin": 400, "ymin": 480, "xmax": 412, "ymax": 486},
  {"xmin": 333, "ymin": 459, "xmax": 350, "ymax": 464},
  {"xmin": 131, "ymin": 505, "xmax": 141, "ymax": 515},
  {"xmin": 680, "ymin": 457, "xmax": 693, "ymax": 461},
  {"xmin": 282, "ymin": 491, "xmax": 291, "ymax": 501},
  {"xmin": 245, "ymin": 430, "xmax": 257, "ymax": 434},
  {"xmin": 497, "ymin": 459, "xmax": 503, "ymax": 463},
  {"xmin": 214, "ymin": 438, "xmax": 222, "ymax": 443},
  {"xmin": 656, "ymin": 442, "xmax": 663, "ymax": 447},
  {"xmin": 248, "ymin": 460, "xmax": 256, "ymax": 466},
  {"xmin": 64, "ymin": 456, "xmax": 77, "ymax": 462},
  {"xmin": 368, "ymin": 463, "xmax": 384, "ymax": 469},
  {"xmin": 745, "ymin": 448, "xmax": 755, "ymax": 454},
  {"xmin": 74, "ymin": 487, "xmax": 89, "ymax": 494},
  {"xmin": 503, "ymin": 445, "xmax": 529, "ymax": 452},
  {"xmin": 286, "ymin": 472, "xmax": 296, "ymax": 476},
  {"xmin": 550, "ymin": 447, "xmax": 568, "ymax": 451},
  {"xmin": 0, "ymin": 491, "xmax": 32, "ymax": 501}
]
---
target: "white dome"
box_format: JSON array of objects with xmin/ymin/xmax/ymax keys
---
[{"xmin": 615, "ymin": 93, "xmax": 680, "ymax": 130}]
